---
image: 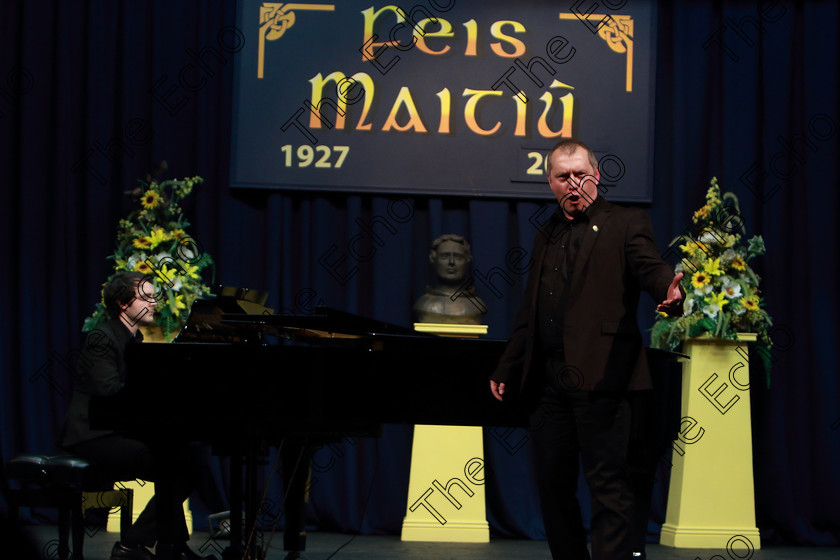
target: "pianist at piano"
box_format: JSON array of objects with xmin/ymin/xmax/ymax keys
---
[{"xmin": 58, "ymin": 271, "xmax": 215, "ymax": 560}]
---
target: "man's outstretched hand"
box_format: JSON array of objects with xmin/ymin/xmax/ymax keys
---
[
  {"xmin": 656, "ymin": 272, "xmax": 685, "ymax": 316},
  {"xmin": 490, "ymin": 379, "xmax": 506, "ymax": 402}
]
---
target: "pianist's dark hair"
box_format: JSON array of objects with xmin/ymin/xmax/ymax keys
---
[{"xmin": 103, "ymin": 271, "xmax": 148, "ymax": 319}]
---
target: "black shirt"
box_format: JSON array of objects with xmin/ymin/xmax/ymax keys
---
[{"xmin": 537, "ymin": 197, "xmax": 602, "ymax": 352}]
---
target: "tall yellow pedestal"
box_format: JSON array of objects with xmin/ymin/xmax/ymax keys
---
[
  {"xmin": 401, "ymin": 424, "xmax": 489, "ymax": 542},
  {"xmin": 401, "ymin": 323, "xmax": 489, "ymax": 543},
  {"xmin": 660, "ymin": 334, "xmax": 760, "ymax": 550},
  {"xmin": 107, "ymin": 480, "xmax": 193, "ymax": 535}
]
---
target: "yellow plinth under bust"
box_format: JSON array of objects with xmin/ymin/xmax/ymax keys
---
[
  {"xmin": 413, "ymin": 323, "xmax": 487, "ymax": 337},
  {"xmin": 660, "ymin": 334, "xmax": 760, "ymax": 550},
  {"xmin": 401, "ymin": 323, "xmax": 489, "ymax": 543}
]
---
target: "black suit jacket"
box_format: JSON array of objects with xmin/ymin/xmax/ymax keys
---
[
  {"xmin": 60, "ymin": 317, "xmax": 141, "ymax": 448},
  {"xmin": 491, "ymin": 198, "xmax": 676, "ymax": 396}
]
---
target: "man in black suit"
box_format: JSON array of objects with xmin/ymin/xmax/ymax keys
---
[
  {"xmin": 490, "ymin": 140, "xmax": 683, "ymax": 560},
  {"xmin": 61, "ymin": 271, "xmax": 213, "ymax": 560}
]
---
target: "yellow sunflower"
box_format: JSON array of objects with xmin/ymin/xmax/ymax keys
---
[
  {"xmin": 141, "ymin": 189, "xmax": 162, "ymax": 209},
  {"xmin": 730, "ymin": 256, "xmax": 746, "ymax": 271},
  {"xmin": 134, "ymin": 260, "xmax": 153, "ymax": 275},
  {"xmin": 691, "ymin": 271, "xmax": 711, "ymax": 290},
  {"xmin": 133, "ymin": 236, "xmax": 152, "ymax": 250},
  {"xmin": 741, "ymin": 296, "xmax": 759, "ymax": 310}
]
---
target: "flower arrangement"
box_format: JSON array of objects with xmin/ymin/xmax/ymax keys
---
[
  {"xmin": 83, "ymin": 169, "xmax": 214, "ymax": 341},
  {"xmin": 651, "ymin": 177, "xmax": 774, "ymax": 373}
]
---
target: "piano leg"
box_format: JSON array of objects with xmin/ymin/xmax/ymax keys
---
[
  {"xmin": 281, "ymin": 438, "xmax": 313, "ymax": 555},
  {"xmin": 223, "ymin": 453, "xmax": 244, "ymax": 560},
  {"xmin": 244, "ymin": 443, "xmax": 264, "ymax": 559},
  {"xmin": 222, "ymin": 445, "xmax": 264, "ymax": 560}
]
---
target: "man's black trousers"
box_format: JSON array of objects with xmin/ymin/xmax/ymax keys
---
[{"xmin": 529, "ymin": 364, "xmax": 634, "ymax": 560}]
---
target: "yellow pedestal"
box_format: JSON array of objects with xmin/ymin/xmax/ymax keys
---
[
  {"xmin": 401, "ymin": 424, "xmax": 489, "ymax": 542},
  {"xmin": 107, "ymin": 480, "xmax": 193, "ymax": 535},
  {"xmin": 660, "ymin": 334, "xmax": 760, "ymax": 550},
  {"xmin": 401, "ymin": 323, "xmax": 489, "ymax": 543}
]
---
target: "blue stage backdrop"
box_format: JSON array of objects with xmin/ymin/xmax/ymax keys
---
[{"xmin": 230, "ymin": 0, "xmax": 657, "ymax": 200}]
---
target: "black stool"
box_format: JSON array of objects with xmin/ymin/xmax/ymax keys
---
[{"xmin": 6, "ymin": 454, "xmax": 134, "ymax": 560}]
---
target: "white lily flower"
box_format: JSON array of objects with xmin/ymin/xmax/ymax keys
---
[
  {"xmin": 179, "ymin": 246, "xmax": 196, "ymax": 261},
  {"xmin": 699, "ymin": 230, "xmax": 723, "ymax": 245},
  {"xmin": 694, "ymin": 283, "xmax": 713, "ymax": 297},
  {"xmin": 702, "ymin": 302, "xmax": 721, "ymax": 318},
  {"xmin": 721, "ymin": 276, "xmax": 742, "ymax": 299}
]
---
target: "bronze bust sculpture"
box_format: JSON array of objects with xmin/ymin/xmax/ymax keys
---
[{"xmin": 413, "ymin": 234, "xmax": 486, "ymax": 324}]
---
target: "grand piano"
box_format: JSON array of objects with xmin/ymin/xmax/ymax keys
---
[
  {"xmin": 91, "ymin": 299, "xmax": 520, "ymax": 559},
  {"xmin": 90, "ymin": 295, "xmax": 683, "ymax": 560}
]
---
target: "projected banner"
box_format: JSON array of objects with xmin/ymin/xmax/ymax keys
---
[{"xmin": 231, "ymin": 1, "xmax": 657, "ymax": 200}]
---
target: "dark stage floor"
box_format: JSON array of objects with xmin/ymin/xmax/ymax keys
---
[{"xmin": 15, "ymin": 526, "xmax": 840, "ymax": 560}]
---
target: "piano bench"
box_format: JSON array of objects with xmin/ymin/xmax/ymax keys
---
[{"xmin": 6, "ymin": 454, "xmax": 134, "ymax": 560}]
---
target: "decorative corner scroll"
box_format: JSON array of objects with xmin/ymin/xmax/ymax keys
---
[
  {"xmin": 559, "ymin": 13, "xmax": 634, "ymax": 92},
  {"xmin": 258, "ymin": 3, "xmax": 336, "ymax": 79}
]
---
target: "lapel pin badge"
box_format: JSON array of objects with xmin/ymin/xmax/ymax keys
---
[{"xmin": 592, "ymin": 225, "xmax": 599, "ymax": 232}]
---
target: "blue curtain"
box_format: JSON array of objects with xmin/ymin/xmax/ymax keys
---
[{"xmin": 2, "ymin": 0, "xmax": 838, "ymax": 546}]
